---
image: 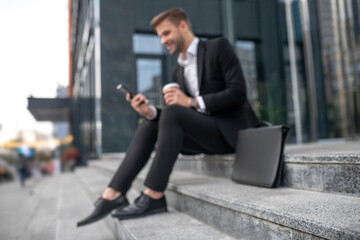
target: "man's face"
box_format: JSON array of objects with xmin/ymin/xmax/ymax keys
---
[{"xmin": 156, "ymin": 19, "xmax": 185, "ymax": 55}]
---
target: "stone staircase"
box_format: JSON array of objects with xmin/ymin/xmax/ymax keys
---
[
  {"xmin": 75, "ymin": 141, "xmax": 360, "ymax": 239},
  {"xmin": 0, "ymin": 173, "xmax": 115, "ymax": 240}
]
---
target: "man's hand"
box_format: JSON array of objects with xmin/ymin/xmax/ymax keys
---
[
  {"xmin": 126, "ymin": 93, "xmax": 155, "ymax": 119},
  {"xmin": 163, "ymin": 88, "xmax": 192, "ymax": 107}
]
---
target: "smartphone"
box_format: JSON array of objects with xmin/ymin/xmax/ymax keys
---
[
  {"xmin": 116, "ymin": 84, "xmax": 145, "ymax": 107},
  {"xmin": 116, "ymin": 84, "xmax": 133, "ymax": 99}
]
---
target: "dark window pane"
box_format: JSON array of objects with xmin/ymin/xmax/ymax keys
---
[
  {"xmin": 133, "ymin": 34, "xmax": 165, "ymax": 54},
  {"xmin": 235, "ymin": 41, "xmax": 258, "ymax": 107},
  {"xmin": 136, "ymin": 58, "xmax": 162, "ymax": 106}
]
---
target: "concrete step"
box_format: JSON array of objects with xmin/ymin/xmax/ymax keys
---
[
  {"xmin": 0, "ymin": 174, "xmax": 114, "ymax": 240},
  {"xmin": 75, "ymin": 167, "xmax": 237, "ymax": 240},
  {"xmin": 101, "ymin": 141, "xmax": 360, "ymax": 197},
  {"xmin": 56, "ymin": 173, "xmax": 115, "ymax": 240},
  {"xmin": 282, "ymin": 142, "xmax": 360, "ymax": 197},
  {"xmin": 89, "ymin": 159, "xmax": 360, "ymax": 240},
  {"xmin": 0, "ymin": 177, "xmax": 54, "ymax": 239}
]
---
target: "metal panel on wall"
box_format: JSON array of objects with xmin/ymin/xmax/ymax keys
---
[
  {"xmin": 233, "ymin": 0, "xmax": 261, "ymax": 40},
  {"xmin": 99, "ymin": 0, "xmax": 138, "ymax": 152},
  {"xmin": 133, "ymin": 0, "xmax": 222, "ymax": 36}
]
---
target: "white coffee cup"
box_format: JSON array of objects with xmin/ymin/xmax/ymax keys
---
[{"xmin": 162, "ymin": 83, "xmax": 180, "ymax": 93}]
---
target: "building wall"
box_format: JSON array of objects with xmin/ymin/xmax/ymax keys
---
[
  {"xmin": 70, "ymin": 0, "xmax": 360, "ymax": 161},
  {"xmin": 99, "ymin": 0, "xmax": 138, "ymax": 152},
  {"xmin": 70, "ymin": 0, "xmax": 97, "ymax": 163},
  {"xmin": 84, "ymin": 0, "xmax": 287, "ymax": 154}
]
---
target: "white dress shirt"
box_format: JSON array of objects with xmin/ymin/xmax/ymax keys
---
[
  {"xmin": 177, "ymin": 37, "xmax": 206, "ymax": 112},
  {"xmin": 148, "ymin": 37, "xmax": 206, "ymax": 120}
]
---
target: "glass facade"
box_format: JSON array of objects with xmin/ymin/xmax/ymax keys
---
[
  {"xmin": 316, "ymin": 0, "xmax": 360, "ymax": 138},
  {"xmin": 70, "ymin": 0, "xmax": 98, "ymax": 162},
  {"xmin": 132, "ymin": 2, "xmax": 360, "ymax": 142},
  {"xmin": 235, "ymin": 41, "xmax": 259, "ymax": 108},
  {"xmin": 70, "ymin": 0, "xmax": 360, "ymax": 159},
  {"xmin": 133, "ymin": 34, "xmax": 166, "ymax": 54},
  {"xmin": 232, "ymin": 0, "xmax": 360, "ymax": 143},
  {"xmin": 133, "ymin": 34, "xmax": 166, "ymax": 107},
  {"xmin": 136, "ymin": 58, "xmax": 163, "ymax": 106},
  {"xmin": 278, "ymin": 0, "xmax": 360, "ymax": 141}
]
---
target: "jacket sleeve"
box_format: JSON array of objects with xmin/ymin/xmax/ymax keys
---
[{"xmin": 201, "ymin": 38, "xmax": 247, "ymax": 113}]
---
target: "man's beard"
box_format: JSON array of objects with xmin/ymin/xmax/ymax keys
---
[{"xmin": 171, "ymin": 34, "xmax": 185, "ymax": 54}]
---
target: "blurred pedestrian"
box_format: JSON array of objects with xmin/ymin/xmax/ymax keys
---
[
  {"xmin": 61, "ymin": 146, "xmax": 80, "ymax": 172},
  {"xmin": 16, "ymin": 153, "xmax": 27, "ymax": 187}
]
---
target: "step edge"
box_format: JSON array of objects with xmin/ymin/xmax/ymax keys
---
[
  {"xmin": 75, "ymin": 168, "xmax": 236, "ymax": 240},
  {"xmin": 85, "ymin": 163, "xmax": 360, "ymax": 239}
]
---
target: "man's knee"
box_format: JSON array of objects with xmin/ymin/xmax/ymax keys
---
[
  {"xmin": 135, "ymin": 119, "xmax": 158, "ymax": 137},
  {"xmin": 159, "ymin": 105, "xmax": 185, "ymax": 125}
]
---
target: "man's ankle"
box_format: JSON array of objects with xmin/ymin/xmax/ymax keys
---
[
  {"xmin": 102, "ymin": 188, "xmax": 121, "ymax": 200},
  {"xmin": 144, "ymin": 188, "xmax": 163, "ymax": 199}
]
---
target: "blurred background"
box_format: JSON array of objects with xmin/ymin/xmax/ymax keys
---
[
  {"xmin": 0, "ymin": 0, "xmax": 70, "ymax": 181},
  {"xmin": 0, "ymin": 0, "xmax": 359, "ymax": 182}
]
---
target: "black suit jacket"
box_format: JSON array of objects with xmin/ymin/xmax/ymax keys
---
[{"xmin": 172, "ymin": 37, "xmax": 259, "ymax": 149}]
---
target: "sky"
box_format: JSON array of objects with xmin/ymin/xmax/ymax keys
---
[{"xmin": 0, "ymin": 0, "xmax": 69, "ymax": 143}]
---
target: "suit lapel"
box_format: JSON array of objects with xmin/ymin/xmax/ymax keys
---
[
  {"xmin": 176, "ymin": 65, "xmax": 189, "ymax": 95},
  {"xmin": 197, "ymin": 40, "xmax": 205, "ymax": 90}
]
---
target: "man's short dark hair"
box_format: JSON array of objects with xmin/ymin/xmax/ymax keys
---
[{"xmin": 150, "ymin": 8, "xmax": 192, "ymax": 31}]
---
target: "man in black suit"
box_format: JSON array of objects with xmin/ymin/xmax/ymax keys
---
[{"xmin": 77, "ymin": 8, "xmax": 259, "ymax": 226}]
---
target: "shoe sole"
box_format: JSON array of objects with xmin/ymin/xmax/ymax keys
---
[
  {"xmin": 112, "ymin": 207, "xmax": 168, "ymax": 220},
  {"xmin": 77, "ymin": 209, "xmax": 112, "ymax": 227},
  {"xmin": 77, "ymin": 202, "xmax": 129, "ymax": 227}
]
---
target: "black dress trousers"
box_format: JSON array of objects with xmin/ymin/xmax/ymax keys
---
[{"xmin": 108, "ymin": 104, "xmax": 233, "ymax": 193}]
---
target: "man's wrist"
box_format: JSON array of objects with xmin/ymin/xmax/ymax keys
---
[
  {"xmin": 145, "ymin": 105, "xmax": 157, "ymax": 120},
  {"xmin": 189, "ymin": 97, "xmax": 199, "ymax": 109},
  {"xmin": 196, "ymin": 96, "xmax": 206, "ymax": 112}
]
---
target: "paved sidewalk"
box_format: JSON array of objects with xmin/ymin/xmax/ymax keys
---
[{"xmin": 0, "ymin": 173, "xmax": 114, "ymax": 240}]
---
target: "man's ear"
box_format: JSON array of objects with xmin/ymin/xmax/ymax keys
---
[{"xmin": 179, "ymin": 20, "xmax": 188, "ymax": 31}]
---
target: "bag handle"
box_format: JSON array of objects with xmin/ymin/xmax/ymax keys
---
[{"xmin": 256, "ymin": 121, "xmax": 272, "ymax": 128}]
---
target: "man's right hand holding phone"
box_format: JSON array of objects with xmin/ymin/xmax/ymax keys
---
[{"xmin": 126, "ymin": 93, "xmax": 155, "ymax": 119}]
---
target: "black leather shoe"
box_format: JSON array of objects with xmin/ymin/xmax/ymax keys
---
[
  {"xmin": 94, "ymin": 197, "xmax": 101, "ymax": 206},
  {"xmin": 77, "ymin": 195, "xmax": 129, "ymax": 227},
  {"xmin": 111, "ymin": 192, "xmax": 167, "ymax": 220}
]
